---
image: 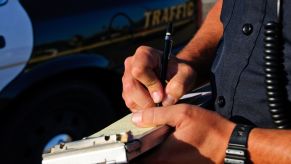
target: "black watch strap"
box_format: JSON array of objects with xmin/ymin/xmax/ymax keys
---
[{"xmin": 224, "ymin": 124, "xmax": 254, "ymax": 164}]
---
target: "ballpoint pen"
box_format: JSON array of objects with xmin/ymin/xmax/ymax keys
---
[{"xmin": 157, "ymin": 23, "xmax": 173, "ymax": 107}]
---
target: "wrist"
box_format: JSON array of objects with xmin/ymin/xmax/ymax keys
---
[
  {"xmin": 214, "ymin": 121, "xmax": 236, "ymax": 163},
  {"xmin": 176, "ymin": 47, "xmax": 200, "ymax": 63},
  {"xmin": 201, "ymin": 117, "xmax": 235, "ymax": 163},
  {"xmin": 224, "ymin": 124, "xmax": 254, "ymax": 164},
  {"xmin": 176, "ymin": 47, "xmax": 213, "ymax": 80}
]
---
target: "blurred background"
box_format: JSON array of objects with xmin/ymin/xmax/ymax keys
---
[{"xmin": 0, "ymin": 0, "xmax": 215, "ymax": 163}]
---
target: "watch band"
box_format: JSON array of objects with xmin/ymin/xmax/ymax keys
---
[{"xmin": 224, "ymin": 124, "xmax": 254, "ymax": 164}]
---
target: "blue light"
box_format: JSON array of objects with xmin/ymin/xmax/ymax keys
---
[{"xmin": 43, "ymin": 134, "xmax": 73, "ymax": 153}]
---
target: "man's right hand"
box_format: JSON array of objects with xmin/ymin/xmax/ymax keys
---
[{"xmin": 122, "ymin": 46, "xmax": 197, "ymax": 112}]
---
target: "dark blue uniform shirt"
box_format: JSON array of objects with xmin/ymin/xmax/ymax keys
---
[{"xmin": 212, "ymin": 0, "xmax": 291, "ymax": 128}]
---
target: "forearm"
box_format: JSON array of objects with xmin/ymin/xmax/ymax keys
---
[
  {"xmin": 177, "ymin": 0, "xmax": 223, "ymax": 76},
  {"xmin": 249, "ymin": 128, "xmax": 291, "ymax": 163}
]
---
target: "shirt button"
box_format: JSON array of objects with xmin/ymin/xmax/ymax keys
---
[
  {"xmin": 242, "ymin": 24, "xmax": 253, "ymax": 36},
  {"xmin": 217, "ymin": 96, "xmax": 226, "ymax": 107}
]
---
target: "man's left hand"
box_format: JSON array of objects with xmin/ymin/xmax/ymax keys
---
[{"xmin": 131, "ymin": 104, "xmax": 235, "ymax": 163}]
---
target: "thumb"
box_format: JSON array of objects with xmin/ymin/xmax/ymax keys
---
[
  {"xmin": 163, "ymin": 64, "xmax": 197, "ymax": 106},
  {"xmin": 131, "ymin": 105, "xmax": 190, "ymax": 128}
]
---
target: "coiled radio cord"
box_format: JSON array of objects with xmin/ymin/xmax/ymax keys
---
[{"xmin": 264, "ymin": 0, "xmax": 290, "ymax": 129}]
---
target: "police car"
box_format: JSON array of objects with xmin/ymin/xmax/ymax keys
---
[{"xmin": 0, "ymin": 0, "xmax": 201, "ymax": 163}]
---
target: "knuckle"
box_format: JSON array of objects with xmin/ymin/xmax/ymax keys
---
[
  {"xmin": 121, "ymin": 75, "xmax": 126, "ymax": 84},
  {"xmin": 121, "ymin": 72, "xmax": 128, "ymax": 83},
  {"xmin": 124, "ymin": 57, "xmax": 132, "ymax": 69},
  {"xmin": 121, "ymin": 91, "xmax": 126, "ymax": 99},
  {"xmin": 135, "ymin": 45, "xmax": 151, "ymax": 55},
  {"xmin": 168, "ymin": 81, "xmax": 185, "ymax": 97},
  {"xmin": 122, "ymin": 71, "xmax": 138, "ymax": 89},
  {"xmin": 131, "ymin": 66, "xmax": 145, "ymax": 79},
  {"xmin": 124, "ymin": 98, "xmax": 137, "ymax": 109},
  {"xmin": 182, "ymin": 64, "xmax": 194, "ymax": 75},
  {"xmin": 180, "ymin": 104, "xmax": 192, "ymax": 118},
  {"xmin": 127, "ymin": 102, "xmax": 137, "ymax": 110},
  {"xmin": 177, "ymin": 105, "xmax": 192, "ymax": 120},
  {"xmin": 135, "ymin": 46, "xmax": 160, "ymax": 62},
  {"xmin": 122, "ymin": 81, "xmax": 134, "ymax": 93},
  {"xmin": 170, "ymin": 81, "xmax": 185, "ymax": 91},
  {"xmin": 122, "ymin": 94, "xmax": 139, "ymax": 111},
  {"xmin": 121, "ymin": 91, "xmax": 129, "ymax": 102}
]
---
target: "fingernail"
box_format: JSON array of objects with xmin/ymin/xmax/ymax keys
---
[
  {"xmin": 163, "ymin": 94, "xmax": 176, "ymax": 106},
  {"xmin": 132, "ymin": 111, "xmax": 142, "ymax": 124},
  {"xmin": 151, "ymin": 92, "xmax": 162, "ymax": 103}
]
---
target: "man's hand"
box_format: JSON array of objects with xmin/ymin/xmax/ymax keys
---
[
  {"xmin": 131, "ymin": 104, "xmax": 235, "ymax": 163},
  {"xmin": 122, "ymin": 46, "xmax": 197, "ymax": 112},
  {"xmin": 122, "ymin": 0, "xmax": 224, "ymax": 112}
]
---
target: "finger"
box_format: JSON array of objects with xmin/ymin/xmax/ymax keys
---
[
  {"xmin": 131, "ymin": 46, "xmax": 164, "ymax": 103},
  {"xmin": 123, "ymin": 57, "xmax": 155, "ymax": 109},
  {"xmin": 131, "ymin": 104, "xmax": 193, "ymax": 128},
  {"xmin": 122, "ymin": 72, "xmax": 156, "ymax": 110},
  {"xmin": 163, "ymin": 63, "xmax": 197, "ymax": 106},
  {"xmin": 122, "ymin": 94, "xmax": 139, "ymax": 112}
]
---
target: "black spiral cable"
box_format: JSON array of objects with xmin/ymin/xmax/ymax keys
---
[{"xmin": 264, "ymin": 0, "xmax": 290, "ymax": 129}]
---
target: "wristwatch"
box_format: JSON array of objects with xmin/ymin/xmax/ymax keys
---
[{"xmin": 224, "ymin": 124, "xmax": 254, "ymax": 164}]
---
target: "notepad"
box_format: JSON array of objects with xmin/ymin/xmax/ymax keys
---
[{"xmin": 90, "ymin": 113, "xmax": 161, "ymax": 140}]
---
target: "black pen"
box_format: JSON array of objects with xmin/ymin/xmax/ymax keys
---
[{"xmin": 157, "ymin": 23, "xmax": 173, "ymax": 107}]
